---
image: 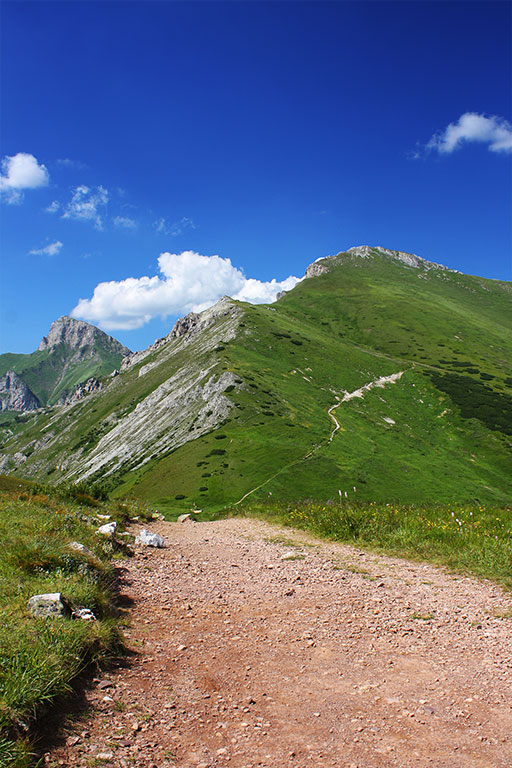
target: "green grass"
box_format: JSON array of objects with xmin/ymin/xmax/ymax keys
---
[
  {"xmin": 0, "ymin": 480, "xmax": 155, "ymax": 767},
  {"xmin": 223, "ymin": 498, "xmax": 512, "ymax": 590}
]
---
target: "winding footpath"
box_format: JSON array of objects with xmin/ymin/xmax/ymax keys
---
[
  {"xmin": 45, "ymin": 517, "xmax": 512, "ymax": 768},
  {"xmin": 235, "ymin": 370, "xmax": 405, "ymax": 504}
]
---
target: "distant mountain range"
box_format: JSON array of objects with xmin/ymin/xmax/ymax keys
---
[
  {"xmin": 0, "ymin": 316, "xmax": 130, "ymax": 410},
  {"xmin": 1, "ymin": 246, "xmax": 510, "ymax": 506}
]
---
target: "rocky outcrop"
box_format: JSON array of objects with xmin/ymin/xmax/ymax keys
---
[
  {"xmin": 122, "ymin": 296, "xmax": 241, "ymax": 373},
  {"xmin": 0, "ymin": 371, "xmax": 40, "ymax": 411},
  {"xmin": 170, "ymin": 312, "xmax": 200, "ymax": 339},
  {"xmin": 349, "ymin": 246, "xmax": 454, "ymax": 271},
  {"xmin": 305, "ymin": 246, "xmax": 457, "ymax": 279},
  {"xmin": 305, "ymin": 261, "xmax": 330, "ymax": 278},
  {"xmin": 59, "ymin": 377, "xmax": 103, "ymax": 406},
  {"xmin": 39, "ymin": 316, "xmax": 131, "ymax": 357}
]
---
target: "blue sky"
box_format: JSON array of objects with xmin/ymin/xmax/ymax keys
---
[{"xmin": 1, "ymin": 0, "xmax": 511, "ymax": 354}]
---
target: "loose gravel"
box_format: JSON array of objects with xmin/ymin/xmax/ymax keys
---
[{"xmin": 44, "ymin": 517, "xmax": 512, "ymax": 768}]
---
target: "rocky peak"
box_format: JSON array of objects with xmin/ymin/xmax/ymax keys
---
[
  {"xmin": 38, "ymin": 316, "xmax": 131, "ymax": 356},
  {"xmin": 305, "ymin": 246, "xmax": 455, "ymax": 279}
]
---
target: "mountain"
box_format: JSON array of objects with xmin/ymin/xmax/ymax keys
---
[
  {"xmin": 1, "ymin": 247, "xmax": 511, "ymax": 506},
  {"xmin": 0, "ymin": 316, "xmax": 131, "ymax": 409}
]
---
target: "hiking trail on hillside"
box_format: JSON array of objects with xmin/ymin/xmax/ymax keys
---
[
  {"xmin": 44, "ymin": 517, "xmax": 512, "ymax": 768},
  {"xmin": 234, "ymin": 370, "xmax": 405, "ymax": 506}
]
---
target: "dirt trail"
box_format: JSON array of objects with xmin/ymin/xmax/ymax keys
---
[{"xmin": 46, "ymin": 518, "xmax": 512, "ymax": 768}]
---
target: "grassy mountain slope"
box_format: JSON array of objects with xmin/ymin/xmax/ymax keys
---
[{"xmin": 1, "ymin": 248, "xmax": 511, "ymax": 507}]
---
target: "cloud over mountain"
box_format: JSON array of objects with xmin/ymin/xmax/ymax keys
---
[{"xmin": 71, "ymin": 250, "xmax": 301, "ymax": 330}]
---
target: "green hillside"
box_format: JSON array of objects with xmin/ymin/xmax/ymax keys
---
[{"xmin": 1, "ymin": 248, "xmax": 511, "ymax": 507}]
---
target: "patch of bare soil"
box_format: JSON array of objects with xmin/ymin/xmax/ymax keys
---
[{"xmin": 44, "ymin": 518, "xmax": 512, "ymax": 767}]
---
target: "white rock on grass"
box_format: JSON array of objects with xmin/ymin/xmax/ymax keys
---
[
  {"xmin": 97, "ymin": 522, "xmax": 117, "ymax": 538},
  {"xmin": 28, "ymin": 593, "xmax": 71, "ymax": 618},
  {"xmin": 73, "ymin": 607, "xmax": 96, "ymax": 621},
  {"xmin": 135, "ymin": 529, "xmax": 165, "ymax": 548},
  {"xmin": 177, "ymin": 513, "xmax": 197, "ymax": 523},
  {"xmin": 68, "ymin": 541, "xmax": 97, "ymax": 558}
]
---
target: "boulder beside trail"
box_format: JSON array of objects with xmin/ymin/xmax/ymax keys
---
[
  {"xmin": 28, "ymin": 593, "xmax": 71, "ymax": 618},
  {"xmin": 97, "ymin": 522, "xmax": 117, "ymax": 538},
  {"xmin": 135, "ymin": 529, "xmax": 165, "ymax": 548},
  {"xmin": 177, "ymin": 513, "xmax": 197, "ymax": 524}
]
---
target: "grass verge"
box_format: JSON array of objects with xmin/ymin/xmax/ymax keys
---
[
  {"xmin": 0, "ymin": 477, "xmax": 155, "ymax": 767},
  {"xmin": 222, "ymin": 499, "xmax": 512, "ymax": 590}
]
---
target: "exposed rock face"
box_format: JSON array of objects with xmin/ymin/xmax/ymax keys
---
[
  {"xmin": 305, "ymin": 262, "xmax": 330, "ymax": 278},
  {"xmin": 170, "ymin": 312, "xmax": 200, "ymax": 339},
  {"xmin": 59, "ymin": 377, "xmax": 103, "ymax": 406},
  {"xmin": 59, "ymin": 299, "xmax": 244, "ymax": 484},
  {"xmin": 0, "ymin": 371, "xmax": 40, "ymax": 411},
  {"xmin": 39, "ymin": 315, "xmax": 131, "ymax": 357},
  {"xmin": 121, "ymin": 296, "xmax": 240, "ymax": 373}
]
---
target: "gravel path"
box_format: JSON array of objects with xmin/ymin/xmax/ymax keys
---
[{"xmin": 45, "ymin": 518, "xmax": 512, "ymax": 768}]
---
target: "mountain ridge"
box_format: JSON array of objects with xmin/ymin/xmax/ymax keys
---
[{"xmin": 1, "ymin": 246, "xmax": 510, "ymax": 506}]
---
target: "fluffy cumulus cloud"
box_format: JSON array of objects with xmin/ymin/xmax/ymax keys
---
[
  {"xmin": 427, "ymin": 112, "xmax": 512, "ymax": 154},
  {"xmin": 62, "ymin": 185, "xmax": 109, "ymax": 229},
  {"xmin": 0, "ymin": 152, "xmax": 49, "ymax": 203},
  {"xmin": 72, "ymin": 250, "xmax": 301, "ymax": 330},
  {"xmin": 29, "ymin": 241, "xmax": 63, "ymax": 257}
]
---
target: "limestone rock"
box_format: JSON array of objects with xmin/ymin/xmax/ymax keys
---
[
  {"xmin": 135, "ymin": 528, "xmax": 165, "ymax": 547},
  {"xmin": 97, "ymin": 522, "xmax": 117, "ymax": 538},
  {"xmin": 68, "ymin": 541, "xmax": 98, "ymax": 559},
  {"xmin": 39, "ymin": 315, "xmax": 130, "ymax": 356},
  {"xmin": 28, "ymin": 593, "xmax": 71, "ymax": 618},
  {"xmin": 177, "ymin": 513, "xmax": 197, "ymax": 524},
  {"xmin": 170, "ymin": 312, "xmax": 200, "ymax": 339},
  {"xmin": 73, "ymin": 607, "xmax": 96, "ymax": 621},
  {"xmin": 305, "ymin": 261, "xmax": 330, "ymax": 278},
  {"xmin": 59, "ymin": 377, "xmax": 103, "ymax": 406},
  {"xmin": 0, "ymin": 371, "xmax": 40, "ymax": 412}
]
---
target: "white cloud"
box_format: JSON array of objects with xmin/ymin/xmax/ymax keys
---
[
  {"xmin": 0, "ymin": 152, "xmax": 49, "ymax": 203},
  {"xmin": 29, "ymin": 240, "xmax": 63, "ymax": 257},
  {"xmin": 46, "ymin": 200, "xmax": 60, "ymax": 213},
  {"xmin": 153, "ymin": 216, "xmax": 196, "ymax": 236},
  {"xmin": 113, "ymin": 215, "xmax": 137, "ymax": 229},
  {"xmin": 426, "ymin": 112, "xmax": 512, "ymax": 154},
  {"xmin": 71, "ymin": 250, "xmax": 301, "ymax": 330},
  {"xmin": 62, "ymin": 185, "xmax": 109, "ymax": 229}
]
